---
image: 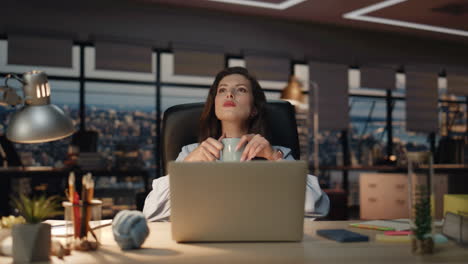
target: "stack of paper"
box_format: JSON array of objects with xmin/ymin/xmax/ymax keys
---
[
  {"xmin": 44, "ymin": 219, "xmax": 113, "ymax": 237},
  {"xmin": 350, "ymin": 219, "xmax": 411, "ymax": 231}
]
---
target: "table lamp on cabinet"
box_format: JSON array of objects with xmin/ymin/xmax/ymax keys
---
[{"xmin": 281, "ymin": 75, "xmax": 306, "ymax": 106}]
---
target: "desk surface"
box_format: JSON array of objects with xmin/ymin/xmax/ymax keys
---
[{"xmin": 2, "ymin": 220, "xmax": 467, "ymax": 264}]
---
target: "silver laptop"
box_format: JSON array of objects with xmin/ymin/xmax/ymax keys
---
[{"xmin": 168, "ymin": 161, "xmax": 307, "ymax": 242}]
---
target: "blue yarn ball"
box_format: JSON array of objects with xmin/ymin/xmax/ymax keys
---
[{"xmin": 112, "ymin": 210, "xmax": 150, "ymax": 250}]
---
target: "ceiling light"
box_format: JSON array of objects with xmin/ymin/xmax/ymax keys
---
[
  {"xmin": 343, "ymin": 0, "xmax": 468, "ymax": 37},
  {"xmin": 206, "ymin": 0, "xmax": 307, "ymax": 10}
]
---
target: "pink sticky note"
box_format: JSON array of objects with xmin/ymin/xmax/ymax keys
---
[{"xmin": 384, "ymin": 230, "xmax": 412, "ymax": 236}]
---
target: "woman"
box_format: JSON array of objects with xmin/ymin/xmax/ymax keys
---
[{"xmin": 143, "ymin": 67, "xmax": 329, "ymax": 221}]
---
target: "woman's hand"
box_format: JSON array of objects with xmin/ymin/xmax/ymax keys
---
[
  {"xmin": 184, "ymin": 134, "xmax": 225, "ymax": 162},
  {"xmin": 237, "ymin": 134, "xmax": 280, "ymax": 161}
]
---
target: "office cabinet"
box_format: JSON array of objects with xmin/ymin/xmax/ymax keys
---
[{"xmin": 359, "ymin": 173, "xmax": 448, "ymax": 220}]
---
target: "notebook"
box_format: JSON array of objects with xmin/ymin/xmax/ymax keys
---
[
  {"xmin": 316, "ymin": 229, "xmax": 369, "ymax": 242},
  {"xmin": 168, "ymin": 161, "xmax": 307, "ymax": 242}
]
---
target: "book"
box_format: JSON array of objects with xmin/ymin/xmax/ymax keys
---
[{"xmin": 316, "ymin": 229, "xmax": 369, "ymax": 242}]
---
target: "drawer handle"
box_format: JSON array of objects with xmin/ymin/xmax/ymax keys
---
[
  {"xmin": 368, "ymin": 197, "xmax": 377, "ymax": 202},
  {"xmin": 395, "ymin": 184, "xmax": 406, "ymax": 189},
  {"xmin": 368, "ymin": 183, "xmax": 377, "ymax": 188},
  {"xmin": 395, "ymin": 199, "xmax": 405, "ymax": 205}
]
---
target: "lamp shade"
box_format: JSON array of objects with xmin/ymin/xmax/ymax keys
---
[
  {"xmin": 7, "ymin": 104, "xmax": 75, "ymax": 143},
  {"xmin": 281, "ymin": 76, "xmax": 305, "ymax": 104},
  {"xmin": 4, "ymin": 71, "xmax": 75, "ymax": 143}
]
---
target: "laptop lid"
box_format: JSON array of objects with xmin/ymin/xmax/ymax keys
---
[{"xmin": 168, "ymin": 161, "xmax": 307, "ymax": 242}]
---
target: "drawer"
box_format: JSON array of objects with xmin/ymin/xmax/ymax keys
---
[
  {"xmin": 381, "ymin": 197, "xmax": 409, "ymax": 219},
  {"xmin": 360, "ymin": 174, "xmax": 386, "ymax": 196},
  {"xmin": 360, "ymin": 173, "xmax": 408, "ymax": 199},
  {"xmin": 360, "ymin": 181, "xmax": 381, "ymax": 197},
  {"xmin": 360, "ymin": 196, "xmax": 409, "ymax": 219},
  {"xmin": 360, "ymin": 195, "xmax": 386, "ymax": 219},
  {"xmin": 360, "ymin": 194, "xmax": 409, "ymax": 219},
  {"xmin": 382, "ymin": 175, "xmax": 409, "ymax": 201}
]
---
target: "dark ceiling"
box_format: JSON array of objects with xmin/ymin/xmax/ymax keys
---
[{"xmin": 138, "ymin": 0, "xmax": 468, "ymax": 44}]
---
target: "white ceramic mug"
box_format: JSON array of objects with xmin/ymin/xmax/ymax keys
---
[{"xmin": 221, "ymin": 138, "xmax": 244, "ymax": 162}]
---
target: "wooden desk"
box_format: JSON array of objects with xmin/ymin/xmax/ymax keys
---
[{"xmin": 1, "ymin": 220, "xmax": 467, "ymax": 263}]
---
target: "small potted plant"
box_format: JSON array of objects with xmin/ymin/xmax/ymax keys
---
[
  {"xmin": 10, "ymin": 194, "xmax": 61, "ymax": 263},
  {"xmin": 411, "ymin": 185, "xmax": 434, "ymax": 255}
]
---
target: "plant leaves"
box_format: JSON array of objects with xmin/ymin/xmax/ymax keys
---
[{"xmin": 10, "ymin": 194, "xmax": 62, "ymax": 224}]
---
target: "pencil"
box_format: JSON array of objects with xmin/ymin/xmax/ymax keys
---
[{"xmin": 68, "ymin": 172, "xmax": 75, "ymax": 202}]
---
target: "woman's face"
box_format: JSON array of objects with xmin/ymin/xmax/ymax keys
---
[{"xmin": 214, "ymin": 74, "xmax": 254, "ymax": 123}]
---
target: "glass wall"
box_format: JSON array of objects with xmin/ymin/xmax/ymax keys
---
[
  {"xmin": 392, "ymin": 100, "xmax": 430, "ymax": 152},
  {"xmin": 315, "ymin": 131, "xmax": 343, "ymax": 166},
  {"xmin": 85, "ymin": 82, "xmax": 156, "ymax": 173},
  {"xmin": 161, "ymin": 86, "xmax": 208, "ymax": 112},
  {"xmin": 1, "ymin": 41, "xmax": 466, "ymax": 174},
  {"xmin": 437, "ymin": 89, "xmax": 467, "ymax": 164},
  {"xmin": 349, "ymin": 96, "xmax": 387, "ymax": 166}
]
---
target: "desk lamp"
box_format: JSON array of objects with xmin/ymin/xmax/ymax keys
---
[
  {"xmin": 281, "ymin": 75, "xmax": 306, "ymax": 106},
  {"xmin": 0, "ymin": 71, "xmax": 75, "ymax": 143}
]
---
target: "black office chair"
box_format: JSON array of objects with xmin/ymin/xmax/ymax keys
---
[{"xmin": 161, "ymin": 100, "xmax": 300, "ymax": 175}]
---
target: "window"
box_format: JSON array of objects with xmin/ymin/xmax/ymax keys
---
[
  {"xmin": 392, "ymin": 100, "xmax": 430, "ymax": 155},
  {"xmin": 229, "ymin": 57, "xmax": 288, "ymax": 90},
  {"xmin": 349, "ymin": 96, "xmax": 387, "ymax": 166},
  {"xmin": 161, "ymin": 86, "xmax": 208, "ymax": 112},
  {"xmin": 85, "ymin": 82, "xmax": 156, "ymax": 174},
  {"xmin": 0, "ymin": 40, "xmax": 80, "ymax": 77},
  {"xmin": 315, "ymin": 130, "xmax": 343, "ymax": 166},
  {"xmin": 161, "ymin": 53, "xmax": 214, "ymax": 85}
]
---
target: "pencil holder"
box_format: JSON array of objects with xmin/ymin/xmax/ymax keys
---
[{"xmin": 63, "ymin": 199, "xmax": 102, "ymax": 251}]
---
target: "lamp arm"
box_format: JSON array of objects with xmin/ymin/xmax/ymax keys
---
[
  {"xmin": 5, "ymin": 73, "xmax": 25, "ymax": 86},
  {"xmin": 0, "ymin": 86, "xmax": 23, "ymax": 107}
]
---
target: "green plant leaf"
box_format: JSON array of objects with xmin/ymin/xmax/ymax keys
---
[
  {"xmin": 413, "ymin": 184, "xmax": 432, "ymax": 240},
  {"xmin": 10, "ymin": 194, "xmax": 62, "ymax": 224}
]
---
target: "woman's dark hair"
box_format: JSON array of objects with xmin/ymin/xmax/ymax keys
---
[{"xmin": 198, "ymin": 67, "xmax": 268, "ymax": 142}]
